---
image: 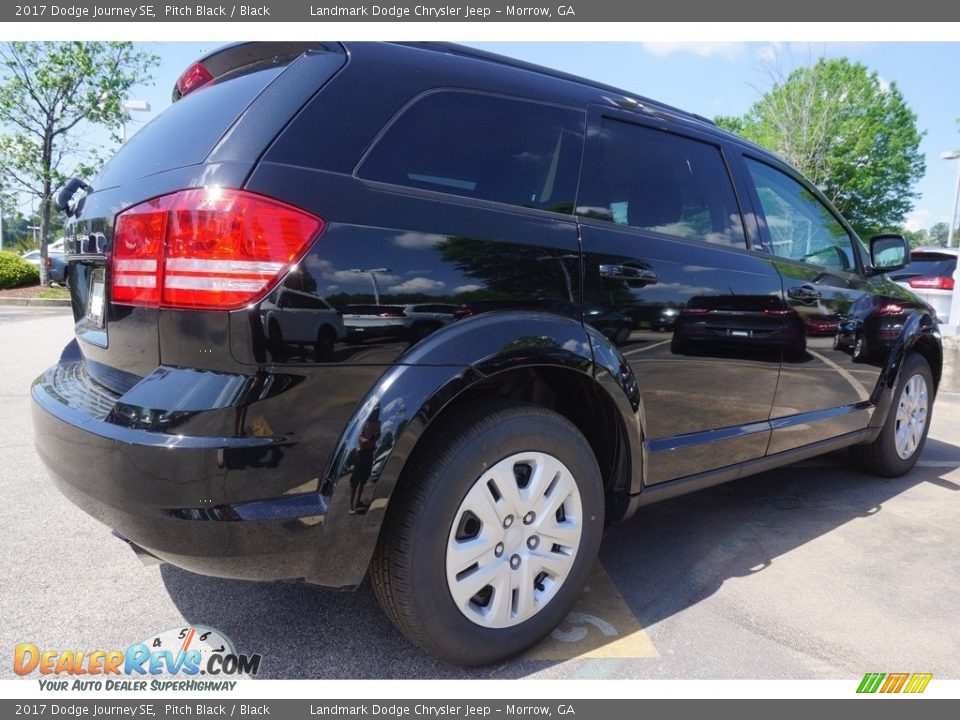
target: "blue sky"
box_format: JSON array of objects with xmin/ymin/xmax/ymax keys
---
[{"xmin": 73, "ymin": 41, "xmax": 960, "ymax": 233}]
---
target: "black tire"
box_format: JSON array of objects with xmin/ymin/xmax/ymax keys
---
[
  {"xmin": 315, "ymin": 326, "xmax": 336, "ymax": 361},
  {"xmin": 267, "ymin": 320, "xmax": 284, "ymax": 357},
  {"xmin": 370, "ymin": 400, "xmax": 605, "ymax": 666},
  {"xmin": 850, "ymin": 353, "xmax": 934, "ymax": 477},
  {"xmin": 852, "ymin": 333, "xmax": 869, "ymax": 363}
]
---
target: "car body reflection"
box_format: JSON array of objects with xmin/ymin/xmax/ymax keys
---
[
  {"xmin": 670, "ymin": 294, "xmax": 804, "ymax": 358},
  {"xmin": 833, "ymin": 293, "xmax": 910, "ymax": 365}
]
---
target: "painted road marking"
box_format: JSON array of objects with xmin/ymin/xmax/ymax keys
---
[
  {"xmin": 621, "ymin": 339, "xmax": 671, "ymax": 357},
  {"xmin": 522, "ymin": 563, "xmax": 658, "ymax": 660},
  {"xmin": 806, "ymin": 349, "xmax": 871, "ymax": 402}
]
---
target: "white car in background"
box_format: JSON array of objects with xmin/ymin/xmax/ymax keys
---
[
  {"xmin": 262, "ymin": 287, "xmax": 346, "ymax": 360},
  {"xmin": 890, "ymin": 246, "xmax": 958, "ymax": 323},
  {"xmin": 342, "ymin": 303, "xmax": 460, "ymax": 343}
]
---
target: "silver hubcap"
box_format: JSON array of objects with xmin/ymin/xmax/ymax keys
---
[
  {"xmin": 445, "ymin": 451, "xmax": 583, "ymax": 629},
  {"xmin": 895, "ymin": 373, "xmax": 928, "ymax": 460}
]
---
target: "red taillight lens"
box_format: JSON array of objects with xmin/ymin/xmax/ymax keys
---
[
  {"xmin": 177, "ymin": 62, "xmax": 214, "ymax": 98},
  {"xmin": 112, "ymin": 189, "xmax": 323, "ymax": 310},
  {"xmin": 877, "ymin": 303, "xmax": 905, "ymax": 316},
  {"xmin": 908, "ymin": 275, "xmax": 954, "ymax": 290},
  {"xmin": 44, "ymin": 257, "xmax": 52, "ymax": 268}
]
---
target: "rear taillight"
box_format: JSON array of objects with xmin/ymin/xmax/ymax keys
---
[
  {"xmin": 908, "ymin": 275, "xmax": 954, "ymax": 290},
  {"xmin": 877, "ymin": 303, "xmax": 905, "ymax": 316},
  {"xmin": 44, "ymin": 257, "xmax": 52, "ymax": 268},
  {"xmin": 176, "ymin": 62, "xmax": 214, "ymax": 98},
  {"xmin": 378, "ymin": 311, "xmax": 405, "ymax": 318},
  {"xmin": 112, "ymin": 188, "xmax": 323, "ymax": 310}
]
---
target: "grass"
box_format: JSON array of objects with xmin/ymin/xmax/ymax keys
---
[
  {"xmin": 0, "ymin": 283, "xmax": 71, "ymax": 299},
  {"xmin": 36, "ymin": 287, "xmax": 70, "ymax": 299}
]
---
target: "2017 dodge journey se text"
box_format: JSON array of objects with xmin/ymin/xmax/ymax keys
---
[{"xmin": 32, "ymin": 42, "xmax": 941, "ymax": 666}]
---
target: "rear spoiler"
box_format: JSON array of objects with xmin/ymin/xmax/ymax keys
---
[{"xmin": 172, "ymin": 42, "xmax": 336, "ymax": 102}]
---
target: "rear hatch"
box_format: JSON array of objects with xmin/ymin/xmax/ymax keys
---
[
  {"xmin": 890, "ymin": 251, "xmax": 957, "ymax": 294},
  {"xmin": 64, "ymin": 42, "xmax": 345, "ymax": 394}
]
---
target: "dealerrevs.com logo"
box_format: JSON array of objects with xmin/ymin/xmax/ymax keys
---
[
  {"xmin": 14, "ymin": 626, "xmax": 261, "ymax": 691},
  {"xmin": 857, "ymin": 673, "xmax": 933, "ymax": 694}
]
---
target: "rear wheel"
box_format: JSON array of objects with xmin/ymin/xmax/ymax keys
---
[
  {"xmin": 852, "ymin": 333, "xmax": 869, "ymax": 363},
  {"xmin": 370, "ymin": 401, "xmax": 604, "ymax": 666},
  {"xmin": 315, "ymin": 326, "xmax": 336, "ymax": 361},
  {"xmin": 850, "ymin": 353, "xmax": 933, "ymax": 477}
]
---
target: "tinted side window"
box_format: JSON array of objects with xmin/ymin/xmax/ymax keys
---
[
  {"xmin": 745, "ymin": 158, "xmax": 856, "ymax": 272},
  {"xmin": 357, "ymin": 92, "xmax": 584, "ymax": 213},
  {"xmin": 577, "ymin": 119, "xmax": 746, "ymax": 248}
]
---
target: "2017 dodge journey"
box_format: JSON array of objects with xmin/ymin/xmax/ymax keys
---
[{"xmin": 32, "ymin": 41, "xmax": 941, "ymax": 666}]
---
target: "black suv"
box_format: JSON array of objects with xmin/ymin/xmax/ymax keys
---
[{"xmin": 33, "ymin": 42, "xmax": 941, "ymax": 666}]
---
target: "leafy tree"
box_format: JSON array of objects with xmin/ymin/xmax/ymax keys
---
[
  {"xmin": 902, "ymin": 227, "xmax": 929, "ymax": 249},
  {"xmin": 716, "ymin": 57, "xmax": 925, "ymax": 238},
  {"xmin": 0, "ymin": 42, "xmax": 158, "ymax": 283},
  {"xmin": 928, "ymin": 222, "xmax": 950, "ymax": 247}
]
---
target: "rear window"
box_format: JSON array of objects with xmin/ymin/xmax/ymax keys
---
[
  {"xmin": 95, "ymin": 66, "xmax": 285, "ymax": 189},
  {"xmin": 357, "ymin": 91, "xmax": 584, "ymax": 213},
  {"xmin": 909, "ymin": 252, "xmax": 957, "ymax": 276}
]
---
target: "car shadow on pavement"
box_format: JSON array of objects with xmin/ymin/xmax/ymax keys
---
[
  {"xmin": 602, "ymin": 439, "xmax": 960, "ymax": 634},
  {"xmin": 162, "ymin": 439, "xmax": 960, "ymax": 679}
]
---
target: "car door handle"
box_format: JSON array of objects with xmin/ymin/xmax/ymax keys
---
[
  {"xmin": 599, "ymin": 264, "xmax": 658, "ymax": 284},
  {"xmin": 787, "ymin": 284, "xmax": 821, "ymax": 301}
]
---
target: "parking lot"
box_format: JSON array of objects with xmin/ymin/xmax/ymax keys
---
[{"xmin": 2, "ymin": 305, "xmax": 958, "ymax": 680}]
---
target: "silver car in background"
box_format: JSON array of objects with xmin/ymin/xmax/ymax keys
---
[{"xmin": 891, "ymin": 246, "xmax": 958, "ymax": 323}]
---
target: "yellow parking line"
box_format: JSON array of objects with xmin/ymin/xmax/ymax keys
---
[{"xmin": 522, "ymin": 563, "xmax": 659, "ymax": 660}]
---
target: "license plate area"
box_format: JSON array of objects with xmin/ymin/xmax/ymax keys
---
[{"xmin": 86, "ymin": 267, "xmax": 106, "ymax": 329}]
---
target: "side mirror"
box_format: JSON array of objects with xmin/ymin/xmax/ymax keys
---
[{"xmin": 869, "ymin": 234, "xmax": 910, "ymax": 274}]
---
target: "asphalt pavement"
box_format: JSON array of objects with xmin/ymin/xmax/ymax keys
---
[{"xmin": 1, "ymin": 306, "xmax": 958, "ymax": 680}]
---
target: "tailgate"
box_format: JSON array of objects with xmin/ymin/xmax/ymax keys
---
[{"xmin": 63, "ymin": 43, "xmax": 346, "ymax": 394}]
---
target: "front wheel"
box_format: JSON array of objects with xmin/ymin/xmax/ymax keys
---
[
  {"xmin": 370, "ymin": 401, "xmax": 604, "ymax": 666},
  {"xmin": 850, "ymin": 353, "xmax": 933, "ymax": 477}
]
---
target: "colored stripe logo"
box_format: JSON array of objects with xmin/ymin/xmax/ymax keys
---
[{"xmin": 857, "ymin": 672, "xmax": 932, "ymax": 694}]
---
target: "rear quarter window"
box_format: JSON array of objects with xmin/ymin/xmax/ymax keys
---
[
  {"xmin": 357, "ymin": 91, "xmax": 584, "ymax": 214},
  {"xmin": 576, "ymin": 119, "xmax": 746, "ymax": 249}
]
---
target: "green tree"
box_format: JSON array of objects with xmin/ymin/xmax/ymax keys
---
[
  {"xmin": 902, "ymin": 227, "xmax": 929, "ymax": 249},
  {"xmin": 0, "ymin": 42, "xmax": 158, "ymax": 283},
  {"xmin": 928, "ymin": 222, "xmax": 949, "ymax": 247},
  {"xmin": 716, "ymin": 58, "xmax": 925, "ymax": 237}
]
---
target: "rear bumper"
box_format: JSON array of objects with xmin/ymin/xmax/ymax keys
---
[{"xmin": 31, "ymin": 359, "xmax": 337, "ymax": 585}]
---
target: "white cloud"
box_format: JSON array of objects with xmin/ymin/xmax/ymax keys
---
[
  {"xmin": 640, "ymin": 42, "xmax": 744, "ymax": 59},
  {"xmin": 877, "ymin": 75, "xmax": 891, "ymax": 94},
  {"xmin": 905, "ymin": 208, "xmax": 932, "ymax": 232},
  {"xmin": 393, "ymin": 232, "xmax": 446, "ymax": 248},
  {"xmin": 389, "ymin": 277, "xmax": 446, "ymax": 293},
  {"xmin": 329, "ymin": 270, "xmax": 399, "ymax": 285},
  {"xmin": 453, "ymin": 284, "xmax": 484, "ymax": 294}
]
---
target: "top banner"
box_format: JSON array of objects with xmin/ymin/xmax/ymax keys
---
[{"xmin": 4, "ymin": 0, "xmax": 960, "ymax": 22}]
